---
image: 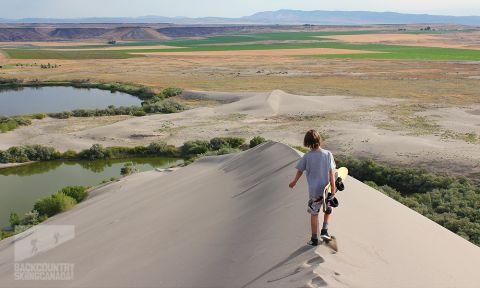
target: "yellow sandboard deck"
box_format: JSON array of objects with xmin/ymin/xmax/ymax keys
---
[{"xmin": 322, "ymin": 167, "xmax": 349, "ymax": 212}]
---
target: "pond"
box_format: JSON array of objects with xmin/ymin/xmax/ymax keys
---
[
  {"xmin": 0, "ymin": 86, "xmax": 142, "ymax": 116},
  {"xmin": 0, "ymin": 157, "xmax": 180, "ymax": 228}
]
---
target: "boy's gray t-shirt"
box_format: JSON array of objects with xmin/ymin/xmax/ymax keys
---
[{"xmin": 295, "ymin": 149, "xmax": 336, "ymax": 199}]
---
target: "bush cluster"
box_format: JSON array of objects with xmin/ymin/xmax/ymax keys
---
[
  {"xmin": 181, "ymin": 137, "xmax": 246, "ymax": 158},
  {"xmin": 161, "ymin": 87, "xmax": 183, "ymax": 98},
  {"xmin": 0, "ymin": 137, "xmax": 264, "ymax": 164},
  {"xmin": 142, "ymin": 100, "xmax": 186, "ymax": 114},
  {"xmin": 32, "ymin": 186, "xmax": 88, "ymax": 218},
  {"xmin": 34, "ymin": 192, "xmax": 77, "ymax": 217},
  {"xmin": 48, "ymin": 100, "xmax": 186, "ymax": 119},
  {"xmin": 60, "ymin": 186, "xmax": 89, "ymax": 202},
  {"xmin": 0, "ymin": 141, "xmax": 180, "ymax": 164},
  {"xmin": 0, "ymin": 116, "xmax": 31, "ymax": 133},
  {"xmin": 249, "ymin": 136, "xmax": 267, "ymax": 148},
  {"xmin": 337, "ymin": 156, "xmax": 480, "ymax": 246},
  {"xmin": 120, "ymin": 162, "xmax": 139, "ymax": 176},
  {"xmin": 0, "ymin": 144, "xmax": 60, "ymax": 163}
]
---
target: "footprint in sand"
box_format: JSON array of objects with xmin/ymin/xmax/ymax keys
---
[
  {"xmin": 306, "ymin": 255, "xmax": 325, "ymax": 266},
  {"xmin": 310, "ymin": 276, "xmax": 328, "ymax": 287}
]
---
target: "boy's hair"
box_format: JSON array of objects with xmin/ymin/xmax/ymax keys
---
[{"xmin": 303, "ymin": 129, "xmax": 322, "ymax": 149}]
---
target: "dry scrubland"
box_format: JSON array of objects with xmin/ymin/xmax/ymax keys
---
[{"xmin": 0, "ymin": 27, "xmax": 479, "ymax": 178}]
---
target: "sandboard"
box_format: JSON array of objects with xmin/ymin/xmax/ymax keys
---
[{"xmin": 322, "ymin": 167, "xmax": 348, "ymax": 212}]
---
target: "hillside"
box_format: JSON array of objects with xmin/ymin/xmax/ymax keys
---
[
  {"xmin": 0, "ymin": 26, "xmax": 171, "ymax": 41},
  {"xmin": 0, "ymin": 142, "xmax": 478, "ymax": 287}
]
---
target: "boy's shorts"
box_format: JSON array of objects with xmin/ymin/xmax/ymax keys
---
[{"xmin": 307, "ymin": 197, "xmax": 323, "ymax": 215}]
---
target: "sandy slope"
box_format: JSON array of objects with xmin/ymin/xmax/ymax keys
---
[{"xmin": 0, "ymin": 142, "xmax": 479, "ymax": 287}]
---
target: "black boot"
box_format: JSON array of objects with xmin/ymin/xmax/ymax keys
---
[
  {"xmin": 320, "ymin": 229, "xmax": 331, "ymax": 240},
  {"xmin": 308, "ymin": 236, "xmax": 319, "ymax": 246}
]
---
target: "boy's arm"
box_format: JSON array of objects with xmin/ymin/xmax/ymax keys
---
[
  {"xmin": 329, "ymin": 170, "xmax": 336, "ymax": 195},
  {"xmin": 289, "ymin": 170, "xmax": 303, "ymax": 188}
]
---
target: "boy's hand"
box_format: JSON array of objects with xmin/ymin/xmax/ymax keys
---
[{"xmin": 289, "ymin": 180, "xmax": 296, "ymax": 189}]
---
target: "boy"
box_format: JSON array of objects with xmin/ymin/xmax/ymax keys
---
[{"xmin": 289, "ymin": 129, "xmax": 336, "ymax": 246}]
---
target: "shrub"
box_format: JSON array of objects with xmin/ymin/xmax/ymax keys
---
[
  {"xmin": 79, "ymin": 144, "xmax": 112, "ymax": 160},
  {"xmin": 147, "ymin": 141, "xmax": 178, "ymax": 157},
  {"xmin": 121, "ymin": 162, "xmax": 138, "ymax": 176},
  {"xmin": 22, "ymin": 210, "xmax": 41, "ymax": 226},
  {"xmin": 24, "ymin": 145, "xmax": 60, "ymax": 161},
  {"xmin": 48, "ymin": 111, "xmax": 73, "ymax": 119},
  {"xmin": 133, "ymin": 110, "xmax": 147, "ymax": 117},
  {"xmin": 162, "ymin": 87, "xmax": 183, "ymax": 98},
  {"xmin": 224, "ymin": 137, "xmax": 245, "ymax": 148},
  {"xmin": 34, "ymin": 193, "xmax": 77, "ymax": 217},
  {"xmin": 60, "ymin": 186, "xmax": 88, "ymax": 202},
  {"xmin": 142, "ymin": 100, "xmax": 186, "ymax": 114},
  {"xmin": 209, "ymin": 137, "xmax": 228, "ymax": 150},
  {"xmin": 216, "ymin": 147, "xmax": 240, "ymax": 155},
  {"xmin": 250, "ymin": 136, "xmax": 267, "ymax": 148},
  {"xmin": 210, "ymin": 137, "xmax": 245, "ymax": 150},
  {"xmin": 30, "ymin": 113, "xmax": 47, "ymax": 120},
  {"xmin": 0, "ymin": 116, "xmax": 31, "ymax": 133},
  {"xmin": 181, "ymin": 140, "xmax": 210, "ymax": 157},
  {"xmin": 9, "ymin": 212, "xmax": 20, "ymax": 228},
  {"xmin": 62, "ymin": 149, "xmax": 78, "ymax": 159},
  {"xmin": 0, "ymin": 144, "xmax": 60, "ymax": 163}
]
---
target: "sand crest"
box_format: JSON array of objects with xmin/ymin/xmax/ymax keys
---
[{"xmin": 0, "ymin": 142, "xmax": 478, "ymax": 287}]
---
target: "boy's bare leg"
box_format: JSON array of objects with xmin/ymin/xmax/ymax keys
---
[
  {"xmin": 323, "ymin": 213, "xmax": 331, "ymax": 224},
  {"xmin": 311, "ymin": 214, "xmax": 318, "ymax": 235}
]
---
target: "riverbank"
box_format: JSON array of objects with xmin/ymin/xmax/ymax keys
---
[{"xmin": 0, "ymin": 161, "xmax": 36, "ymax": 169}]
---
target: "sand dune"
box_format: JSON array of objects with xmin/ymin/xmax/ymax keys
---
[
  {"xmin": 0, "ymin": 142, "xmax": 478, "ymax": 287},
  {"xmin": 0, "ymin": 90, "xmax": 393, "ymax": 151}
]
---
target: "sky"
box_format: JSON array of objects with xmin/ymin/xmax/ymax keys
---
[{"xmin": 1, "ymin": 0, "xmax": 480, "ymax": 19}]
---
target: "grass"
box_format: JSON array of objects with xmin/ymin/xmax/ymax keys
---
[
  {"xmin": 442, "ymin": 130, "xmax": 479, "ymax": 144},
  {"xmin": 310, "ymin": 44, "xmax": 480, "ymax": 61},
  {"xmin": 375, "ymin": 105, "xmax": 440, "ymax": 135}
]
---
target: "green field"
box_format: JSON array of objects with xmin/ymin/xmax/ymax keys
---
[
  {"xmin": 2, "ymin": 49, "xmax": 140, "ymax": 60},
  {"xmin": 2, "ymin": 30, "xmax": 479, "ymax": 61}
]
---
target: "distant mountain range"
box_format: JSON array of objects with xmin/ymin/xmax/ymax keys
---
[{"xmin": 1, "ymin": 10, "xmax": 480, "ymax": 25}]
